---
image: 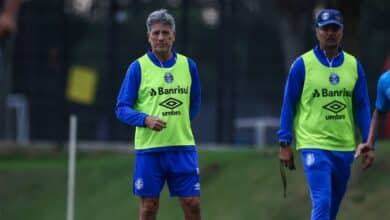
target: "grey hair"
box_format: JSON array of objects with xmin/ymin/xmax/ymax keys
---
[{"xmin": 146, "ymin": 9, "xmax": 176, "ymax": 33}]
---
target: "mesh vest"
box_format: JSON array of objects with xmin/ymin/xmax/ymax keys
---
[
  {"xmin": 294, "ymin": 50, "xmax": 358, "ymax": 151},
  {"xmin": 134, "ymin": 53, "xmax": 195, "ymax": 150}
]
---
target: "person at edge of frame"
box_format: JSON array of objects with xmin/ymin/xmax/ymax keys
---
[
  {"xmin": 277, "ymin": 8, "xmax": 374, "ymax": 220},
  {"xmin": 0, "ymin": 0, "xmax": 22, "ymax": 138},
  {"xmin": 355, "ymin": 68, "xmax": 390, "ymax": 159},
  {"xmin": 115, "ymin": 9, "xmax": 202, "ymax": 220}
]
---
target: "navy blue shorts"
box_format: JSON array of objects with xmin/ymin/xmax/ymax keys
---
[{"xmin": 133, "ymin": 150, "xmax": 200, "ymax": 197}]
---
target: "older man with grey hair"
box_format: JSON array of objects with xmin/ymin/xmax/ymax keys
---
[{"xmin": 115, "ymin": 9, "xmax": 202, "ymax": 220}]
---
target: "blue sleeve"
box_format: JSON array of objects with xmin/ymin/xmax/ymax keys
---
[
  {"xmin": 352, "ymin": 61, "xmax": 371, "ymax": 142},
  {"xmin": 188, "ymin": 58, "xmax": 201, "ymax": 120},
  {"xmin": 115, "ymin": 61, "xmax": 148, "ymax": 127},
  {"xmin": 375, "ymin": 74, "xmax": 390, "ymax": 112},
  {"xmin": 277, "ymin": 58, "xmax": 305, "ymax": 144}
]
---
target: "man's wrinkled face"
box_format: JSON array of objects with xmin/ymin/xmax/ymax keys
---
[
  {"xmin": 316, "ymin": 24, "xmax": 343, "ymax": 49},
  {"xmin": 147, "ymin": 23, "xmax": 175, "ymax": 55}
]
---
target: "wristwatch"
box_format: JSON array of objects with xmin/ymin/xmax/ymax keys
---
[{"xmin": 279, "ymin": 141, "xmax": 290, "ymax": 148}]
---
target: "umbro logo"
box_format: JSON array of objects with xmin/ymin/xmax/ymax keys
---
[
  {"xmin": 322, "ymin": 100, "xmax": 346, "ymax": 114},
  {"xmin": 159, "ymin": 98, "xmax": 183, "ymax": 110}
]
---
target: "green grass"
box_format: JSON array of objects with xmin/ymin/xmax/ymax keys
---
[{"xmin": 0, "ymin": 141, "xmax": 389, "ymax": 220}]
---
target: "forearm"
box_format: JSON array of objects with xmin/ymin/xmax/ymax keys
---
[
  {"xmin": 367, "ymin": 110, "xmax": 386, "ymax": 146},
  {"xmin": 353, "ymin": 64, "xmax": 371, "ymax": 142},
  {"xmin": 189, "ymin": 87, "xmax": 201, "ymax": 120},
  {"xmin": 189, "ymin": 100, "xmax": 200, "ymax": 120},
  {"xmin": 188, "ymin": 57, "xmax": 201, "ymax": 120},
  {"xmin": 277, "ymin": 58, "xmax": 304, "ymax": 143},
  {"xmin": 115, "ymin": 104, "xmax": 148, "ymax": 127},
  {"xmin": 277, "ymin": 102, "xmax": 295, "ymax": 143}
]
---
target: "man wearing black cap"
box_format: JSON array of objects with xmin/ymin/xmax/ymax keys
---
[{"xmin": 277, "ymin": 9, "xmax": 374, "ymax": 220}]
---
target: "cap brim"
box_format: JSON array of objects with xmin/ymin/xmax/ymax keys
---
[{"xmin": 317, "ymin": 20, "xmax": 343, "ymax": 28}]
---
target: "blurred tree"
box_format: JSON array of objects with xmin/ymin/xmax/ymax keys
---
[
  {"xmin": 274, "ymin": 0, "xmax": 362, "ymax": 71},
  {"xmin": 275, "ymin": 0, "xmax": 314, "ymax": 73},
  {"xmin": 215, "ymin": 0, "xmax": 238, "ymax": 143}
]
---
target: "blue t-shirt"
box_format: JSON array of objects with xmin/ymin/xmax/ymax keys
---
[
  {"xmin": 376, "ymin": 70, "xmax": 390, "ymax": 112},
  {"xmin": 115, "ymin": 50, "xmax": 201, "ymax": 154},
  {"xmin": 277, "ymin": 46, "xmax": 371, "ymax": 145}
]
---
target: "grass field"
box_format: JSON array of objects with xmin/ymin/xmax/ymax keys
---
[{"xmin": 0, "ymin": 141, "xmax": 389, "ymax": 220}]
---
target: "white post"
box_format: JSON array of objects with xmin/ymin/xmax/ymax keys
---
[{"xmin": 67, "ymin": 115, "xmax": 77, "ymax": 220}]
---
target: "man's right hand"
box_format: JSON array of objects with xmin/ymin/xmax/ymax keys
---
[
  {"xmin": 144, "ymin": 116, "xmax": 166, "ymax": 131},
  {"xmin": 279, "ymin": 146, "xmax": 295, "ymax": 170}
]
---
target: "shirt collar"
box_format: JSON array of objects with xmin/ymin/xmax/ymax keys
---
[
  {"xmin": 147, "ymin": 49, "xmax": 177, "ymax": 68},
  {"xmin": 313, "ymin": 45, "xmax": 344, "ymax": 67}
]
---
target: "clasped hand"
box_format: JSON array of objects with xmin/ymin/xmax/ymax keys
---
[{"xmin": 145, "ymin": 116, "xmax": 166, "ymax": 131}]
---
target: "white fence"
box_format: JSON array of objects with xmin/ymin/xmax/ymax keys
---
[{"xmin": 235, "ymin": 117, "xmax": 279, "ymax": 147}]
